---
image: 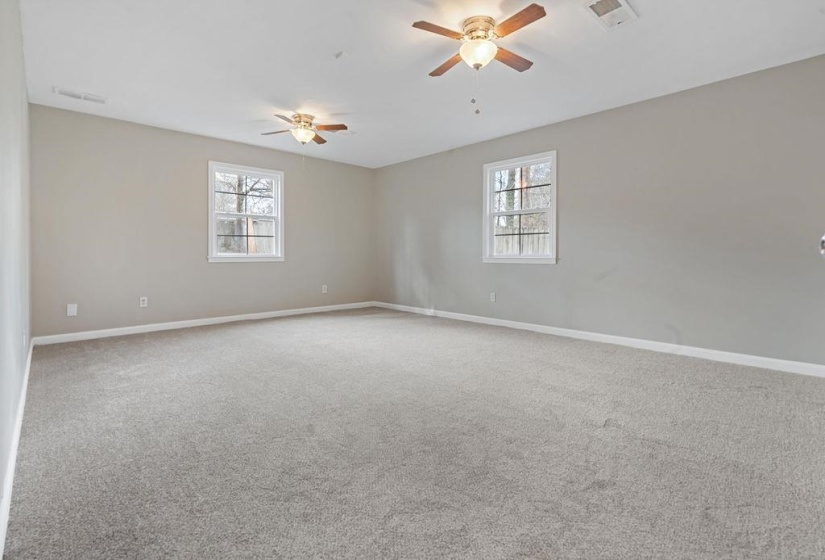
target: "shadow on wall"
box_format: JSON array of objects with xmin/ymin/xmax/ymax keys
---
[
  {"xmin": 394, "ymin": 216, "xmax": 432, "ymax": 309},
  {"xmin": 392, "ymin": 209, "xmax": 480, "ymax": 313},
  {"xmin": 393, "ymin": 213, "xmax": 467, "ymax": 311}
]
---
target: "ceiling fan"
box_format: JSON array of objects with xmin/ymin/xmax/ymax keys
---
[
  {"xmin": 261, "ymin": 113, "xmax": 348, "ymax": 145},
  {"xmin": 413, "ymin": 3, "xmax": 546, "ymax": 76}
]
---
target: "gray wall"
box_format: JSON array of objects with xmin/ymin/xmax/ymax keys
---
[
  {"xmin": 375, "ymin": 55, "xmax": 825, "ymax": 365},
  {"xmin": 29, "ymin": 56, "xmax": 825, "ymax": 366},
  {"xmin": 30, "ymin": 106, "xmax": 377, "ymax": 336},
  {"xmin": 0, "ymin": 0, "xmax": 31, "ymax": 528}
]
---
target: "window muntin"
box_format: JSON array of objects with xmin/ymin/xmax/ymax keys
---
[
  {"xmin": 483, "ymin": 151, "xmax": 557, "ymax": 264},
  {"xmin": 208, "ymin": 162, "xmax": 284, "ymax": 262}
]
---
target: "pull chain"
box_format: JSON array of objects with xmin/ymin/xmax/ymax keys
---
[{"xmin": 471, "ymin": 68, "xmax": 481, "ymax": 115}]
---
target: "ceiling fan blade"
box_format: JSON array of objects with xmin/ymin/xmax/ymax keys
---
[
  {"xmin": 429, "ymin": 53, "xmax": 462, "ymax": 77},
  {"xmin": 412, "ymin": 20, "xmax": 463, "ymax": 40},
  {"xmin": 495, "ymin": 47, "xmax": 534, "ymax": 72},
  {"xmin": 312, "ymin": 134, "xmax": 327, "ymax": 145},
  {"xmin": 315, "ymin": 124, "xmax": 348, "ymax": 132},
  {"xmin": 260, "ymin": 130, "xmax": 289, "ymax": 136},
  {"xmin": 494, "ymin": 3, "xmax": 546, "ymax": 37},
  {"xmin": 274, "ymin": 114, "xmax": 294, "ymax": 124}
]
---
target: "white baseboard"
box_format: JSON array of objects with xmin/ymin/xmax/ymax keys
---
[
  {"xmin": 372, "ymin": 302, "xmax": 825, "ymax": 379},
  {"xmin": 31, "ymin": 300, "xmax": 825, "ymax": 378},
  {"xmin": 32, "ymin": 302, "xmax": 376, "ymax": 346},
  {"xmin": 0, "ymin": 340, "xmax": 33, "ymax": 558}
]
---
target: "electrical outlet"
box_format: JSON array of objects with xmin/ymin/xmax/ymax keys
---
[
  {"xmin": 490, "ymin": 292, "xmax": 496, "ymax": 303},
  {"xmin": 67, "ymin": 303, "xmax": 78, "ymax": 317},
  {"xmin": 139, "ymin": 296, "xmax": 148, "ymax": 308},
  {"xmin": 322, "ymin": 285, "xmax": 328, "ymax": 294}
]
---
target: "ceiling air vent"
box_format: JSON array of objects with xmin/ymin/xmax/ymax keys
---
[
  {"xmin": 53, "ymin": 87, "xmax": 107, "ymax": 104},
  {"xmin": 584, "ymin": 0, "xmax": 638, "ymax": 30}
]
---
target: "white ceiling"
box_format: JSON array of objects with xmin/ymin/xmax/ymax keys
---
[{"xmin": 20, "ymin": 0, "xmax": 825, "ymax": 168}]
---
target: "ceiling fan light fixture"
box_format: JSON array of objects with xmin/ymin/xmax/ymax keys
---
[
  {"xmin": 460, "ymin": 39, "xmax": 498, "ymax": 69},
  {"xmin": 291, "ymin": 127, "xmax": 316, "ymax": 144}
]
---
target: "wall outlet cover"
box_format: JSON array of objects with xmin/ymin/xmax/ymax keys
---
[{"xmin": 67, "ymin": 303, "xmax": 78, "ymax": 317}]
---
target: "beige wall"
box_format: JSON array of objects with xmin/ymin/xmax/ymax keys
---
[
  {"xmin": 30, "ymin": 106, "xmax": 377, "ymax": 336},
  {"xmin": 29, "ymin": 56, "xmax": 825, "ymax": 367},
  {"xmin": 375, "ymin": 55, "xmax": 825, "ymax": 365},
  {"xmin": 1, "ymin": 0, "xmax": 30, "ymax": 534}
]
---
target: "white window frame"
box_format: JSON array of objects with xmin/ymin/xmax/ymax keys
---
[
  {"xmin": 208, "ymin": 161, "xmax": 284, "ymax": 263},
  {"xmin": 483, "ymin": 150, "xmax": 557, "ymax": 264}
]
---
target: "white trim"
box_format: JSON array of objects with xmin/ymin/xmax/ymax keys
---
[
  {"xmin": 30, "ymin": 301, "xmax": 825, "ymax": 377},
  {"xmin": 482, "ymin": 257, "xmax": 558, "ymax": 265},
  {"xmin": 31, "ymin": 302, "xmax": 375, "ymax": 346},
  {"xmin": 0, "ymin": 340, "xmax": 34, "ymax": 558},
  {"xmin": 483, "ymin": 150, "xmax": 558, "ymax": 264},
  {"xmin": 371, "ymin": 302, "xmax": 825, "ymax": 379},
  {"xmin": 207, "ymin": 256, "xmax": 285, "ymax": 263},
  {"xmin": 208, "ymin": 161, "xmax": 282, "ymax": 178},
  {"xmin": 207, "ymin": 161, "xmax": 285, "ymax": 262},
  {"xmin": 484, "ymin": 151, "xmax": 557, "ymax": 171}
]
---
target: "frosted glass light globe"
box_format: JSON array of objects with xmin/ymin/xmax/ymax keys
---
[
  {"xmin": 291, "ymin": 127, "xmax": 316, "ymax": 144},
  {"xmin": 460, "ymin": 39, "xmax": 498, "ymax": 69}
]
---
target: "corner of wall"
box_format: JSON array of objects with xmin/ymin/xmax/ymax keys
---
[{"xmin": 0, "ymin": 0, "xmax": 33, "ymax": 554}]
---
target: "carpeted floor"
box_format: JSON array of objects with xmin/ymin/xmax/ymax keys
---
[{"xmin": 5, "ymin": 308, "xmax": 825, "ymax": 559}]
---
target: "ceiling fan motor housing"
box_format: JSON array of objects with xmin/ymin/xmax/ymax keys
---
[
  {"xmin": 293, "ymin": 113, "xmax": 314, "ymax": 127},
  {"xmin": 462, "ymin": 16, "xmax": 496, "ymax": 40}
]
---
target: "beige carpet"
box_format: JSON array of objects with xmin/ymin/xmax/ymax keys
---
[{"xmin": 5, "ymin": 308, "xmax": 825, "ymax": 558}]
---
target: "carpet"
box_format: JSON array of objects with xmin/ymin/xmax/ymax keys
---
[{"xmin": 5, "ymin": 308, "xmax": 825, "ymax": 558}]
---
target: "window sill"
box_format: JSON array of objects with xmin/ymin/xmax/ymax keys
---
[
  {"xmin": 208, "ymin": 256, "xmax": 284, "ymax": 263},
  {"xmin": 483, "ymin": 257, "xmax": 557, "ymax": 265}
]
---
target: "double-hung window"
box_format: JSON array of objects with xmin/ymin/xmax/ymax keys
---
[
  {"xmin": 483, "ymin": 151, "xmax": 557, "ymax": 264},
  {"xmin": 208, "ymin": 161, "xmax": 284, "ymax": 262}
]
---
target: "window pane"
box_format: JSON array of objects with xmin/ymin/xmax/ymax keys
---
[
  {"xmin": 520, "ymin": 212, "xmax": 549, "ymax": 234},
  {"xmin": 215, "ymin": 172, "xmax": 240, "ymax": 193},
  {"xmin": 493, "ymin": 215, "xmax": 518, "ymax": 256},
  {"xmin": 494, "ymin": 168, "xmax": 519, "ymax": 192},
  {"xmin": 494, "ymin": 236, "xmax": 519, "ymax": 256},
  {"xmin": 217, "ymin": 235, "xmax": 246, "ymax": 254},
  {"xmin": 494, "ymin": 189, "xmax": 521, "ymax": 212},
  {"xmin": 523, "ymin": 162, "xmax": 552, "ymax": 186},
  {"xmin": 247, "ymin": 195, "xmax": 275, "ymax": 215},
  {"xmin": 522, "ymin": 186, "xmax": 552, "ymax": 210},
  {"xmin": 249, "ymin": 219, "xmax": 275, "ymax": 237},
  {"xmin": 215, "ymin": 192, "xmax": 245, "ymax": 213},
  {"xmin": 248, "ymin": 236, "xmax": 275, "ymax": 255},
  {"xmin": 521, "ymin": 234, "xmax": 551, "ymax": 256},
  {"xmin": 216, "ymin": 217, "xmax": 246, "ymax": 236},
  {"xmin": 243, "ymin": 176, "xmax": 274, "ymax": 196},
  {"xmin": 494, "ymin": 215, "xmax": 519, "ymax": 236}
]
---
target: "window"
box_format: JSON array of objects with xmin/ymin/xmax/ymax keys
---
[
  {"xmin": 208, "ymin": 162, "xmax": 284, "ymax": 262},
  {"xmin": 483, "ymin": 151, "xmax": 557, "ymax": 264}
]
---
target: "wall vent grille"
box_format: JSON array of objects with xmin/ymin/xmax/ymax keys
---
[
  {"xmin": 584, "ymin": 0, "xmax": 638, "ymax": 29},
  {"xmin": 53, "ymin": 87, "xmax": 107, "ymax": 104}
]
